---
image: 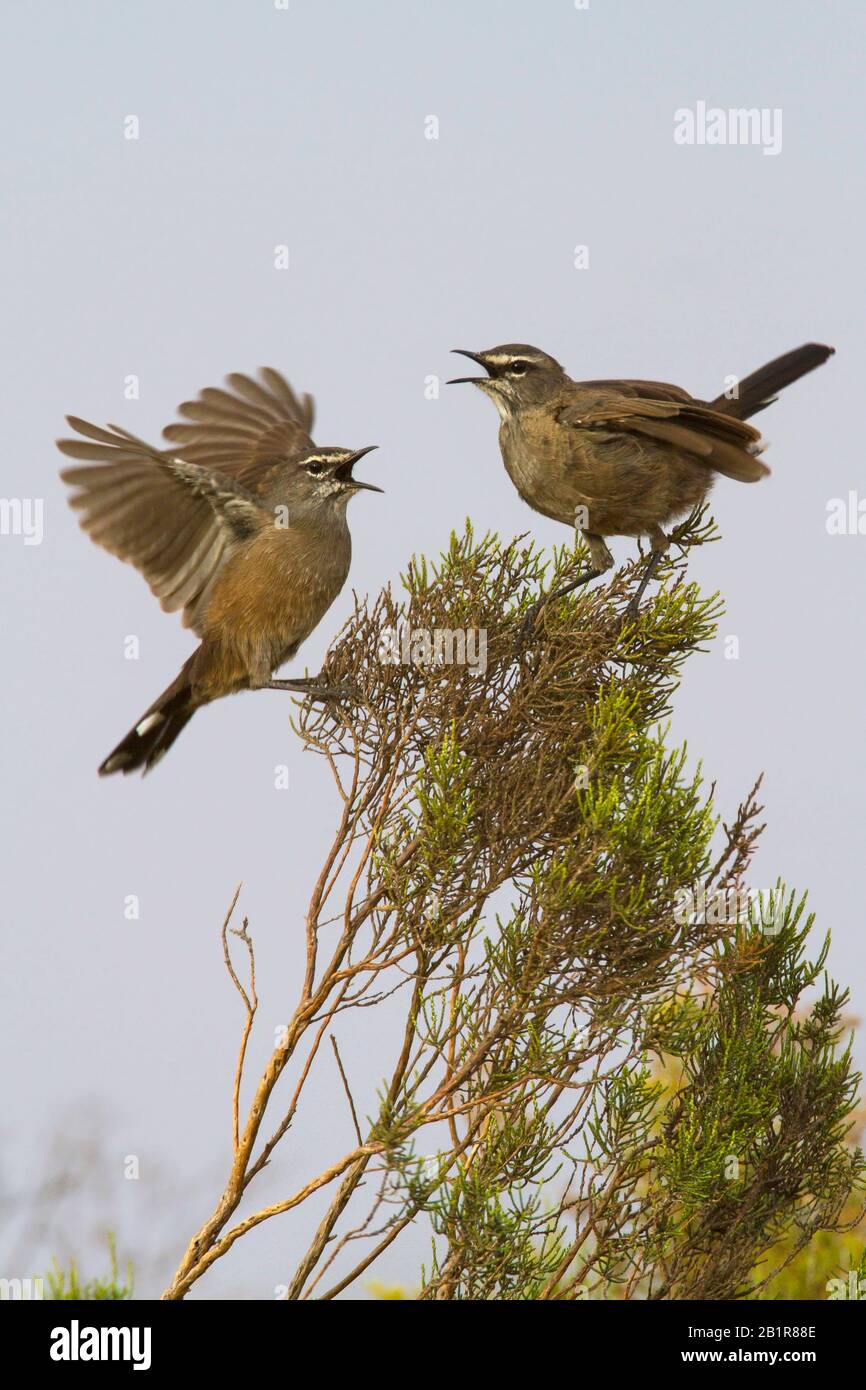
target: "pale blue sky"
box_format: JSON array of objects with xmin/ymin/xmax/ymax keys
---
[{"xmin": 1, "ymin": 0, "xmax": 864, "ymax": 1297}]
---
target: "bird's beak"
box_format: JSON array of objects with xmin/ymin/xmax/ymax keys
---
[
  {"xmin": 447, "ymin": 349, "xmax": 492, "ymax": 386},
  {"xmin": 343, "ymin": 445, "xmax": 383, "ymax": 492}
]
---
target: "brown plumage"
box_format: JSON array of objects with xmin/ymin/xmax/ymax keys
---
[
  {"xmin": 58, "ymin": 368, "xmax": 381, "ymax": 775},
  {"xmin": 450, "ymin": 342, "xmax": 834, "ymax": 575}
]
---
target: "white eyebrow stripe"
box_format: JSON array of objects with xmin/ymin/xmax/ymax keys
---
[{"xmin": 486, "ymin": 354, "xmax": 536, "ymax": 368}]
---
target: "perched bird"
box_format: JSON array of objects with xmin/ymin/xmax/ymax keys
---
[
  {"xmin": 58, "ymin": 369, "xmax": 381, "ymax": 775},
  {"xmin": 449, "ymin": 341, "xmax": 834, "ymax": 612}
]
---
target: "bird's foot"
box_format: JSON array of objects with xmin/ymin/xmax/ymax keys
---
[
  {"xmin": 265, "ymin": 676, "xmax": 351, "ymax": 702},
  {"xmin": 624, "ymin": 550, "xmax": 665, "ymax": 620},
  {"xmin": 516, "ymin": 569, "xmax": 600, "ymax": 649},
  {"xmin": 516, "ymin": 598, "xmax": 545, "ymax": 649}
]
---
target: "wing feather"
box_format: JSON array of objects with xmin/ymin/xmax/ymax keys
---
[
  {"xmin": 558, "ymin": 388, "xmax": 769, "ymax": 483},
  {"xmin": 58, "ymin": 366, "xmax": 317, "ymax": 633}
]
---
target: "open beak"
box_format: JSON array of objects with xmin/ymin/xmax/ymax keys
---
[
  {"xmin": 342, "ymin": 445, "xmax": 383, "ymax": 492},
  {"xmin": 447, "ymin": 349, "xmax": 491, "ymax": 386}
]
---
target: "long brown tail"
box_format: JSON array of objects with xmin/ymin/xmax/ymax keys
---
[
  {"xmin": 711, "ymin": 343, "xmax": 834, "ymax": 420},
  {"xmin": 99, "ymin": 654, "xmax": 198, "ymax": 777}
]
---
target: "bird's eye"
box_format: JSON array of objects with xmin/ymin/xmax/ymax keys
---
[
  {"xmin": 510, "ymin": 361, "xmax": 530, "ymax": 375},
  {"xmin": 305, "ymin": 461, "xmax": 326, "ymax": 475}
]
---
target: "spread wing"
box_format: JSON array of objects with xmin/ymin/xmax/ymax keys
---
[
  {"xmin": 58, "ymin": 368, "xmax": 315, "ymax": 634},
  {"xmin": 162, "ymin": 367, "xmax": 315, "ymax": 482},
  {"xmin": 559, "ymin": 383, "xmax": 768, "ymax": 484}
]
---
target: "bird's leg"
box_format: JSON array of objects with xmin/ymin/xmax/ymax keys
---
[
  {"xmin": 265, "ymin": 675, "xmax": 351, "ymax": 701},
  {"xmin": 517, "ymin": 532, "xmax": 613, "ymax": 646},
  {"xmin": 518, "ymin": 569, "xmax": 597, "ymax": 640},
  {"xmin": 625, "ymin": 527, "xmax": 670, "ymax": 619}
]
